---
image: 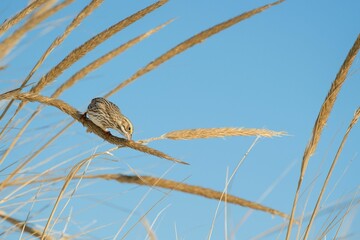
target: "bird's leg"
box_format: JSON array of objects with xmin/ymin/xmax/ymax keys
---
[
  {"xmin": 80, "ymin": 111, "xmax": 87, "ymax": 122},
  {"xmin": 80, "ymin": 112, "xmax": 92, "ymax": 133}
]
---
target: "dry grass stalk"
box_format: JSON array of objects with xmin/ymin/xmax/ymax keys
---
[
  {"xmin": 10, "ymin": 173, "xmax": 290, "ymax": 219},
  {"xmin": 252, "ymin": 197, "xmax": 360, "ymax": 240},
  {"xmin": 105, "ymin": 0, "xmax": 284, "ymax": 97},
  {"xmin": 0, "ymin": 0, "xmax": 74, "ymax": 59},
  {"xmin": 333, "ymin": 195, "xmax": 360, "ymax": 239},
  {"xmin": 30, "ymin": 0, "xmax": 168, "ymax": 95},
  {"xmin": 0, "ymin": 211, "xmax": 53, "ymax": 240},
  {"xmin": 162, "ymin": 127, "xmax": 286, "ymax": 140},
  {"xmin": 141, "ymin": 219, "xmax": 157, "ymax": 240},
  {"xmin": 52, "ymin": 19, "xmax": 171, "ymax": 98},
  {"xmin": 41, "ymin": 158, "xmax": 89, "ymax": 240},
  {"xmin": 0, "ymin": 0, "xmax": 47, "ymax": 36},
  {"xmin": 303, "ymin": 107, "xmax": 360, "ymax": 239},
  {"xmin": 0, "ymin": 91, "xmax": 186, "ymax": 164},
  {"xmin": 286, "ymin": 34, "xmax": 360, "ymax": 239},
  {"xmin": 0, "ymin": 91, "xmax": 78, "ymax": 121},
  {"xmin": 0, "ymin": 122, "xmax": 73, "ymax": 191},
  {"xmin": 32, "ymin": 0, "xmax": 57, "ymax": 17},
  {"xmin": 0, "ymin": 110, "xmax": 37, "ymax": 165},
  {"xmin": 0, "ymin": 85, "xmax": 43, "ymax": 164},
  {"xmin": 0, "ymin": 0, "xmax": 103, "ymax": 123}
]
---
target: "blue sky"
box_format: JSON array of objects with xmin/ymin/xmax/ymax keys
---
[{"xmin": 1, "ymin": 0, "xmax": 359, "ymax": 239}]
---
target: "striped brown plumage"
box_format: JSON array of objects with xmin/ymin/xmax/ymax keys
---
[{"xmin": 86, "ymin": 97, "xmax": 133, "ymax": 140}]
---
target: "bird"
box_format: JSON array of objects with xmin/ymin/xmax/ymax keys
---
[{"xmin": 84, "ymin": 97, "xmax": 133, "ymax": 140}]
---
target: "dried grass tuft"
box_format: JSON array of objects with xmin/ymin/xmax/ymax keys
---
[{"xmin": 162, "ymin": 128, "xmax": 286, "ymax": 140}]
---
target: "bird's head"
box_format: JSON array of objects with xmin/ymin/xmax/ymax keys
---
[{"xmin": 116, "ymin": 116, "xmax": 133, "ymax": 140}]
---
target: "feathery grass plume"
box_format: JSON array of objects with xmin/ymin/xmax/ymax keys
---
[
  {"xmin": 90, "ymin": 173, "xmax": 291, "ymax": 219},
  {"xmin": 10, "ymin": 173, "xmax": 290, "ymax": 219},
  {"xmin": 0, "ymin": 211, "xmax": 53, "ymax": 240},
  {"xmin": 52, "ymin": 19, "xmax": 172, "ymax": 98},
  {"xmin": 0, "ymin": 92, "xmax": 187, "ymax": 165},
  {"xmin": 0, "ymin": 0, "xmax": 103, "ymax": 124},
  {"xmin": 30, "ymin": 0, "xmax": 168, "ymax": 95},
  {"xmin": 286, "ymin": 34, "xmax": 360, "ymax": 239},
  {"xmin": 0, "ymin": 0, "xmax": 47, "ymax": 36},
  {"xmin": 161, "ymin": 127, "xmax": 286, "ymax": 140},
  {"xmin": 303, "ymin": 107, "xmax": 360, "ymax": 239},
  {"xmin": 105, "ymin": 0, "xmax": 284, "ymax": 97},
  {"xmin": 0, "ymin": 0, "xmax": 74, "ymax": 60}
]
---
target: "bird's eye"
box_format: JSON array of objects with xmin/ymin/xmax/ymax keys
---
[{"xmin": 128, "ymin": 127, "xmax": 131, "ymax": 131}]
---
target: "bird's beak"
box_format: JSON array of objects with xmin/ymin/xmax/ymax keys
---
[{"xmin": 125, "ymin": 132, "xmax": 132, "ymax": 140}]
